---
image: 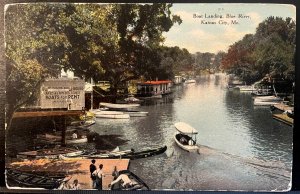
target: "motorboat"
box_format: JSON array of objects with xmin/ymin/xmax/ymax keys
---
[{"xmin": 174, "ymin": 122, "xmax": 199, "ymax": 152}]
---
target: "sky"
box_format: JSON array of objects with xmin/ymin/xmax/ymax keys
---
[{"xmin": 162, "ymin": 4, "xmax": 296, "ymax": 54}]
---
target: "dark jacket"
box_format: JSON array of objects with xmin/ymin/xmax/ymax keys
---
[{"xmin": 90, "ymin": 164, "xmax": 96, "ymax": 180}]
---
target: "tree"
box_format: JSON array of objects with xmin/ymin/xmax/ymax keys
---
[
  {"xmin": 158, "ymin": 46, "xmax": 193, "ymax": 76},
  {"xmin": 221, "ymin": 16, "xmax": 295, "ymax": 84},
  {"xmin": 212, "ymin": 51, "xmax": 226, "ymax": 71},
  {"xmin": 6, "ymin": 59, "xmax": 50, "ymax": 130},
  {"xmin": 101, "ymin": 3, "xmax": 182, "ymax": 97},
  {"xmin": 5, "ymin": 3, "xmax": 182, "ymax": 129},
  {"xmin": 254, "ymin": 17, "xmax": 295, "ymax": 81}
]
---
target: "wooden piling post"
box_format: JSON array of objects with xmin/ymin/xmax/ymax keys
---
[{"xmin": 61, "ymin": 115, "xmax": 66, "ymax": 146}]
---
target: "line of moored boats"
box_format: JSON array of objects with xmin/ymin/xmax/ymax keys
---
[{"xmin": 229, "ymin": 84, "xmax": 294, "ymax": 126}]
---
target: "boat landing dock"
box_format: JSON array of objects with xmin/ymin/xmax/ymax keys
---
[
  {"xmin": 7, "ymin": 158, "xmax": 130, "ymax": 190},
  {"xmin": 272, "ymin": 103, "xmax": 293, "ymax": 112},
  {"xmin": 272, "ymin": 114, "xmax": 293, "ymax": 127}
]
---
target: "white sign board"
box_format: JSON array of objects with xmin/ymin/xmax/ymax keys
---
[{"xmin": 40, "ymin": 78, "xmax": 85, "ymax": 110}]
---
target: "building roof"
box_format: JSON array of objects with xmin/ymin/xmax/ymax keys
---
[{"xmin": 138, "ymin": 80, "xmax": 172, "ymax": 85}]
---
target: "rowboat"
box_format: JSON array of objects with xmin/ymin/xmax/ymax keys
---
[
  {"xmin": 253, "ymin": 96, "xmax": 282, "ymax": 106},
  {"xmin": 95, "ymin": 112, "xmax": 130, "ymax": 119},
  {"xmin": 174, "ymin": 122, "xmax": 199, "ymax": 152},
  {"xmin": 185, "ymin": 79, "xmax": 196, "ymax": 84},
  {"xmin": 254, "ymin": 95, "xmax": 282, "ymax": 102},
  {"xmin": 97, "ymin": 110, "xmax": 148, "ymax": 117},
  {"xmin": 253, "ymin": 100, "xmax": 281, "ymax": 106},
  {"xmin": 36, "ymin": 133, "xmax": 88, "ymax": 144},
  {"xmin": 17, "ymin": 147, "xmax": 83, "ymax": 159},
  {"xmin": 124, "ymin": 111, "xmax": 148, "ymax": 117},
  {"xmin": 6, "ymin": 169, "xmax": 65, "ymax": 189},
  {"xmin": 94, "ymin": 110, "xmax": 125, "ymax": 115},
  {"xmin": 100, "ymin": 102, "xmax": 140, "ymax": 110},
  {"xmin": 251, "ymin": 89, "xmax": 273, "ymax": 96},
  {"xmin": 69, "ymin": 119, "xmax": 95, "ymax": 129},
  {"xmin": 116, "ymin": 96, "xmax": 143, "ymax": 104},
  {"xmin": 236, "ymin": 85, "xmax": 255, "ymax": 92},
  {"xmin": 110, "ymin": 170, "xmax": 150, "ymax": 191},
  {"xmin": 124, "ymin": 96, "xmax": 143, "ymax": 103},
  {"xmin": 66, "ymin": 145, "xmax": 167, "ymax": 160}
]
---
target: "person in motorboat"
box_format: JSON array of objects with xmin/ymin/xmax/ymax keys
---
[
  {"xmin": 108, "ymin": 174, "xmax": 134, "ymax": 189},
  {"xmin": 188, "ymin": 139, "xmax": 195, "ymax": 146},
  {"xmin": 180, "ymin": 136, "xmax": 187, "ymax": 144}
]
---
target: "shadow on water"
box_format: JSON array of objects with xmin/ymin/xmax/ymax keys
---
[{"xmin": 130, "ymin": 142, "xmax": 291, "ymax": 191}]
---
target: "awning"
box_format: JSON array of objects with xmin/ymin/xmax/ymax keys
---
[{"xmin": 174, "ymin": 122, "xmax": 198, "ymax": 135}]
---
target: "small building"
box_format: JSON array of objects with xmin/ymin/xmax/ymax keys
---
[
  {"xmin": 174, "ymin": 76, "xmax": 184, "ymax": 85},
  {"xmin": 136, "ymin": 80, "xmax": 172, "ymax": 97}
]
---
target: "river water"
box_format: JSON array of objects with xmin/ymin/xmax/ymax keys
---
[
  {"xmin": 91, "ymin": 73, "xmax": 292, "ymax": 191},
  {"xmin": 6, "ymin": 73, "xmax": 292, "ymax": 191}
]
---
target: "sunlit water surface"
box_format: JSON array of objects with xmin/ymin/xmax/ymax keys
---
[{"xmin": 91, "ymin": 74, "xmax": 292, "ymax": 190}]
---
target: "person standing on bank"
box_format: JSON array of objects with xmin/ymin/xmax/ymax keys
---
[
  {"xmin": 92, "ymin": 164, "xmax": 105, "ymax": 190},
  {"xmin": 89, "ymin": 159, "xmax": 97, "ymax": 189}
]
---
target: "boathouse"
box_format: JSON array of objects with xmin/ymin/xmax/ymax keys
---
[
  {"xmin": 174, "ymin": 76, "xmax": 184, "ymax": 85},
  {"xmin": 136, "ymin": 80, "xmax": 172, "ymax": 97}
]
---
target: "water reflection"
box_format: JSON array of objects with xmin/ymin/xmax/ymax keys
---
[{"xmin": 6, "ymin": 73, "xmax": 292, "ymax": 190}]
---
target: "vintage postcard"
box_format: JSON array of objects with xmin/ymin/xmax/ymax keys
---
[{"xmin": 4, "ymin": 3, "xmax": 295, "ymax": 191}]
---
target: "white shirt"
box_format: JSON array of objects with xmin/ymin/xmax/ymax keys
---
[
  {"xmin": 72, "ymin": 133, "xmax": 78, "ymax": 139},
  {"xmin": 71, "ymin": 183, "xmax": 80, "ymax": 190},
  {"xmin": 92, "ymin": 169, "xmax": 105, "ymax": 179},
  {"xmin": 110, "ymin": 174, "xmax": 132, "ymax": 187}
]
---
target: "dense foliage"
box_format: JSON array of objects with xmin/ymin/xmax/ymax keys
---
[
  {"xmin": 5, "ymin": 3, "xmax": 182, "ymax": 129},
  {"xmin": 221, "ymin": 17, "xmax": 295, "ymax": 84}
]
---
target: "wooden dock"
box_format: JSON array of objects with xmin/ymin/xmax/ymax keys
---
[
  {"xmin": 272, "ymin": 103, "xmax": 293, "ymax": 112},
  {"xmin": 7, "ymin": 158, "xmax": 130, "ymax": 190},
  {"xmin": 272, "ymin": 114, "xmax": 293, "ymax": 127}
]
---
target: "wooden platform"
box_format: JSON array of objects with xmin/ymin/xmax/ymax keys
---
[
  {"xmin": 272, "ymin": 103, "xmax": 294, "ymax": 112},
  {"xmin": 273, "ymin": 114, "xmax": 293, "ymax": 127},
  {"xmin": 12, "ymin": 110, "xmax": 84, "ymax": 118},
  {"xmin": 7, "ymin": 158, "xmax": 130, "ymax": 190}
]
